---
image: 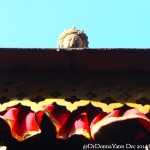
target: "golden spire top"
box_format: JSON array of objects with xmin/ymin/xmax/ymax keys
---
[{"xmin": 57, "ymin": 26, "xmax": 89, "ymax": 49}]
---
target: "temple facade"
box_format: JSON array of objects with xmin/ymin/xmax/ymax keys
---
[{"xmin": 0, "ymin": 48, "xmax": 149, "ymax": 149}]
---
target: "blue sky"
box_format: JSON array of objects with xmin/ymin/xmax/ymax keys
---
[{"xmin": 0, "ymin": 0, "xmax": 150, "ymax": 48}]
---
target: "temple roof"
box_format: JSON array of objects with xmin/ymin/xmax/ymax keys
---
[
  {"xmin": 0, "ymin": 48, "xmax": 150, "ymax": 148},
  {"xmin": 0, "ymin": 48, "xmax": 150, "ymax": 70}
]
